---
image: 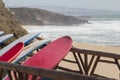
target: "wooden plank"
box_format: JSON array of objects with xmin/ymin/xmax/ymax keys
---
[
  {"xmin": 99, "ymin": 60, "xmax": 115, "ymax": 64},
  {"xmin": 88, "ymin": 55, "xmax": 95, "ymax": 72},
  {"xmin": 114, "ymin": 59, "xmax": 120, "ymax": 70},
  {"xmin": 73, "ymin": 52, "xmax": 83, "ymax": 74},
  {"xmin": 0, "ymin": 62, "xmax": 112, "ymax": 80},
  {"xmin": 71, "ymin": 47, "xmax": 120, "ymax": 59},
  {"xmin": 84, "ymin": 54, "xmax": 88, "ymax": 75},
  {"xmin": 62, "ymin": 59, "xmax": 77, "ymax": 63},
  {"xmin": 90, "ymin": 56, "xmax": 100, "ymax": 75}
]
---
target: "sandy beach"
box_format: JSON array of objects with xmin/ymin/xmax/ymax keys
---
[{"xmin": 59, "ymin": 41, "xmax": 120, "ymax": 79}]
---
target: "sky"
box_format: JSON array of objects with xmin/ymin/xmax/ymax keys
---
[{"xmin": 3, "ymin": 0, "xmax": 120, "ymax": 11}]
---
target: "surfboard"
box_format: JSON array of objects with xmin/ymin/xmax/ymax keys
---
[
  {"xmin": 12, "ymin": 39, "xmax": 51, "ymax": 63},
  {"xmin": 23, "ymin": 36, "xmax": 72, "ymax": 79},
  {"xmin": 0, "ymin": 32, "xmax": 40, "ymax": 56},
  {"xmin": 13, "ymin": 32, "xmax": 41, "ymax": 46},
  {"xmin": 23, "ymin": 32, "xmax": 41, "ymax": 46},
  {"xmin": 0, "ymin": 34, "xmax": 13, "ymax": 44},
  {"xmin": 0, "ymin": 31, "xmax": 4, "ymax": 36},
  {"xmin": 0, "ymin": 42, "xmax": 24, "ymax": 62}
]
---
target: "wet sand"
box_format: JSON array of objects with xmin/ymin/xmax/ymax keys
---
[{"xmin": 59, "ymin": 41, "xmax": 120, "ymax": 79}]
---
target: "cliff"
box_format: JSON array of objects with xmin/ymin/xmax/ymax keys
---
[
  {"xmin": 0, "ymin": 0, "xmax": 27, "ymax": 43},
  {"xmin": 10, "ymin": 8, "xmax": 88, "ymax": 26}
]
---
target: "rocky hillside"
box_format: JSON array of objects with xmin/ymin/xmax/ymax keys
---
[
  {"xmin": 0, "ymin": 0, "xmax": 27, "ymax": 43},
  {"xmin": 10, "ymin": 8, "xmax": 88, "ymax": 26}
]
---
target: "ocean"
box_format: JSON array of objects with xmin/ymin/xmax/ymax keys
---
[{"xmin": 22, "ymin": 15, "xmax": 120, "ymax": 46}]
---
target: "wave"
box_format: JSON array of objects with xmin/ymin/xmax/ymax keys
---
[{"xmin": 22, "ymin": 20, "xmax": 120, "ymax": 46}]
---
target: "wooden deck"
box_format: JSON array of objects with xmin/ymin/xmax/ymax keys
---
[{"xmin": 0, "ymin": 47, "xmax": 118, "ymax": 80}]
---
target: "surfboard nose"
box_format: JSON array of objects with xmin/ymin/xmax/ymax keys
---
[{"xmin": 55, "ymin": 36, "xmax": 73, "ymax": 47}]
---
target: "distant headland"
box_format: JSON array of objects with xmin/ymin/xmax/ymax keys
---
[{"xmin": 9, "ymin": 7, "xmax": 88, "ymax": 26}]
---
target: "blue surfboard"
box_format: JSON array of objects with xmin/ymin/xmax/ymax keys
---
[{"xmin": 0, "ymin": 32, "xmax": 40, "ymax": 56}]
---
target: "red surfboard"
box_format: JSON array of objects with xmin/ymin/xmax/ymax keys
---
[
  {"xmin": 0, "ymin": 42, "xmax": 24, "ymax": 62},
  {"xmin": 5, "ymin": 36, "xmax": 72, "ymax": 80},
  {"xmin": 23, "ymin": 36, "xmax": 72, "ymax": 68},
  {"xmin": 23, "ymin": 36, "xmax": 72, "ymax": 79}
]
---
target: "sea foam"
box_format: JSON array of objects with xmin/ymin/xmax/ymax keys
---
[{"xmin": 22, "ymin": 20, "xmax": 120, "ymax": 46}]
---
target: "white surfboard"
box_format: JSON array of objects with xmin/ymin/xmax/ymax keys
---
[
  {"xmin": 0, "ymin": 34, "xmax": 13, "ymax": 44},
  {"xmin": 0, "ymin": 31, "xmax": 4, "ymax": 36},
  {"xmin": 12, "ymin": 39, "xmax": 51, "ymax": 63},
  {"xmin": 0, "ymin": 32, "xmax": 40, "ymax": 56}
]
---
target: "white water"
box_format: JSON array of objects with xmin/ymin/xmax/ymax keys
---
[{"xmin": 22, "ymin": 20, "xmax": 120, "ymax": 46}]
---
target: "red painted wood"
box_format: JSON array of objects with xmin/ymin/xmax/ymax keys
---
[
  {"xmin": 23, "ymin": 36, "xmax": 72, "ymax": 69},
  {"xmin": 0, "ymin": 42, "xmax": 24, "ymax": 62}
]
